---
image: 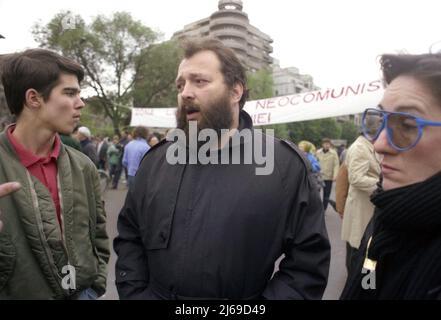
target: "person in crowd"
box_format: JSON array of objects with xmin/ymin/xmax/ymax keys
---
[
  {"xmin": 122, "ymin": 126, "xmax": 150, "ymax": 189},
  {"xmin": 338, "ymin": 144, "xmax": 347, "ymax": 164},
  {"xmin": 97, "ymin": 135, "xmax": 109, "ymax": 170},
  {"xmin": 341, "ymin": 53, "xmax": 441, "ymax": 299},
  {"xmin": 147, "ymin": 134, "xmax": 160, "ymax": 147},
  {"xmin": 77, "ymin": 126, "xmax": 98, "ymax": 166},
  {"xmin": 107, "ymin": 135, "xmax": 122, "ymax": 189},
  {"xmin": 298, "ymin": 140, "xmax": 324, "ymax": 192},
  {"xmin": 60, "ymin": 125, "xmax": 81, "ymax": 151},
  {"xmin": 340, "ymin": 134, "xmax": 381, "ymax": 272},
  {"xmin": 114, "ymin": 38, "xmax": 330, "ymax": 300},
  {"xmin": 0, "ymin": 49, "xmax": 109, "ymax": 299},
  {"xmin": 316, "ymin": 138, "xmax": 340, "ymax": 211},
  {"xmin": 115, "ymin": 129, "xmax": 130, "ymax": 186}
]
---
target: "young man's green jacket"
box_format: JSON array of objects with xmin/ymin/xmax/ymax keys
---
[{"xmin": 0, "ymin": 131, "xmax": 110, "ymax": 299}]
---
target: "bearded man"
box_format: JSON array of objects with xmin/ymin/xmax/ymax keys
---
[{"xmin": 114, "ymin": 39, "xmax": 330, "ymax": 300}]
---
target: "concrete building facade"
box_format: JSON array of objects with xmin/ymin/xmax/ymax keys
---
[
  {"xmin": 272, "ymin": 59, "xmax": 319, "ymax": 97},
  {"xmin": 172, "ymin": 0, "xmax": 273, "ymax": 71}
]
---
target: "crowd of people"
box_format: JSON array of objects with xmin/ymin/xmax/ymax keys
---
[
  {"xmin": 60, "ymin": 124, "xmax": 163, "ymax": 190},
  {"xmin": 0, "ymin": 38, "xmax": 441, "ymax": 300}
]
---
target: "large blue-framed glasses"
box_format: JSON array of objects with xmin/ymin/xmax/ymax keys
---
[{"xmin": 362, "ymin": 108, "xmax": 441, "ymax": 151}]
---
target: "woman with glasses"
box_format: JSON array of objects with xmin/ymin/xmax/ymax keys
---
[{"xmin": 341, "ymin": 53, "xmax": 441, "ymax": 299}]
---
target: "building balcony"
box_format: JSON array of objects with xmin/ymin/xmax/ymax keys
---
[
  {"xmin": 221, "ymin": 39, "xmax": 247, "ymax": 53},
  {"xmin": 247, "ymin": 48, "xmax": 263, "ymax": 60},
  {"xmin": 246, "ymin": 36, "xmax": 264, "ymax": 49},
  {"xmin": 264, "ymin": 43, "xmax": 273, "ymax": 53},
  {"xmin": 210, "ymin": 28, "xmax": 247, "ymax": 40},
  {"xmin": 210, "ymin": 17, "xmax": 248, "ymax": 30},
  {"xmin": 210, "ymin": 9, "xmax": 249, "ymax": 21}
]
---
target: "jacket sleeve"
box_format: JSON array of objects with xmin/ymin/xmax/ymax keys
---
[
  {"xmin": 347, "ymin": 144, "xmax": 378, "ymax": 194},
  {"xmin": 90, "ymin": 166, "xmax": 110, "ymax": 296},
  {"xmin": 262, "ymin": 169, "xmax": 331, "ymax": 299},
  {"xmin": 122, "ymin": 147, "xmax": 129, "ymax": 169},
  {"xmin": 113, "ymin": 188, "xmax": 151, "ymax": 299},
  {"xmin": 332, "ymin": 151, "xmax": 340, "ymax": 180}
]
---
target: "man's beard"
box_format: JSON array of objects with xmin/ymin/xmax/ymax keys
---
[{"xmin": 176, "ymin": 90, "xmax": 234, "ymax": 138}]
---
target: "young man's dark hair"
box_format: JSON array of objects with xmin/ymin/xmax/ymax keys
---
[
  {"xmin": 182, "ymin": 38, "xmax": 249, "ymax": 109},
  {"xmin": 1, "ymin": 49, "xmax": 84, "ymax": 116}
]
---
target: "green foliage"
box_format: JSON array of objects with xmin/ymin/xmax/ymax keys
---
[
  {"xmin": 32, "ymin": 11, "xmax": 158, "ymax": 133},
  {"xmin": 340, "ymin": 120, "xmax": 360, "ymax": 145},
  {"xmin": 263, "ymin": 117, "xmax": 359, "ymax": 147},
  {"xmin": 132, "ymin": 40, "xmax": 182, "ymax": 108},
  {"xmin": 247, "ymin": 69, "xmax": 274, "ymax": 100}
]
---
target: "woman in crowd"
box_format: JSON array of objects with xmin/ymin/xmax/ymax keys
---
[{"xmin": 341, "ymin": 53, "xmax": 441, "ymax": 299}]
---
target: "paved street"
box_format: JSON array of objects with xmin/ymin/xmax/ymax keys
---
[{"xmin": 101, "ymin": 185, "xmax": 347, "ymax": 300}]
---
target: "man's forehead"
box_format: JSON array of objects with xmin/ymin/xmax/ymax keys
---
[
  {"xmin": 178, "ymin": 51, "xmax": 221, "ymax": 75},
  {"xmin": 57, "ymin": 73, "xmax": 81, "ymax": 88}
]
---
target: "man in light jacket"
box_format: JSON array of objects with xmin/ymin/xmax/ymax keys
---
[{"xmin": 341, "ymin": 134, "xmax": 381, "ymax": 272}]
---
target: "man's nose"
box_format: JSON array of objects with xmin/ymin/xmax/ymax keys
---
[
  {"xmin": 77, "ymin": 97, "xmax": 85, "ymax": 109},
  {"xmin": 181, "ymin": 83, "xmax": 195, "ymax": 100}
]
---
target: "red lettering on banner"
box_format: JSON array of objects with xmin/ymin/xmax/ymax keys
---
[
  {"xmin": 290, "ymin": 95, "xmax": 301, "ymax": 105},
  {"xmin": 138, "ymin": 108, "xmax": 153, "ymax": 115},
  {"xmin": 266, "ymin": 99, "xmax": 276, "ymax": 108},
  {"xmin": 278, "ymin": 96, "xmax": 290, "ymax": 107},
  {"xmin": 317, "ymin": 89, "xmax": 330, "ymax": 101},
  {"xmin": 252, "ymin": 112, "xmax": 271, "ymax": 124},
  {"xmin": 331, "ymin": 87, "xmax": 344, "ymax": 99},
  {"xmin": 345, "ymin": 84, "xmax": 360, "ymax": 96},
  {"xmin": 303, "ymin": 93, "xmax": 315, "ymax": 103},
  {"xmin": 367, "ymin": 80, "xmax": 382, "ymax": 92},
  {"xmin": 256, "ymin": 100, "xmax": 266, "ymax": 110}
]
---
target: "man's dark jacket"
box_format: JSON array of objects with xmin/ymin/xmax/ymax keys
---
[{"xmin": 114, "ymin": 111, "xmax": 330, "ymax": 300}]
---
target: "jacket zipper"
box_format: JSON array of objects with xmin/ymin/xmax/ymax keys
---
[{"xmin": 26, "ymin": 171, "xmax": 70, "ymax": 295}]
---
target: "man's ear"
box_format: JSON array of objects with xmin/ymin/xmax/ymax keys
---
[
  {"xmin": 230, "ymin": 82, "xmax": 244, "ymax": 104},
  {"xmin": 24, "ymin": 89, "xmax": 42, "ymax": 110}
]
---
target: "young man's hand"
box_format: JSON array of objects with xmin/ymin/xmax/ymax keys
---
[{"xmin": 0, "ymin": 182, "xmax": 21, "ymax": 232}]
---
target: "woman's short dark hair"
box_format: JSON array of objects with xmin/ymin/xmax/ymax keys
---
[
  {"xmin": 181, "ymin": 38, "xmax": 249, "ymax": 110},
  {"xmin": 380, "ymin": 53, "xmax": 441, "ymax": 105},
  {"xmin": 1, "ymin": 49, "xmax": 84, "ymax": 116}
]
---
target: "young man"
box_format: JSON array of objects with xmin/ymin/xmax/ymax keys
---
[
  {"xmin": 122, "ymin": 126, "xmax": 150, "ymax": 189},
  {"xmin": 316, "ymin": 138, "xmax": 340, "ymax": 211},
  {"xmin": 0, "ymin": 49, "xmax": 109, "ymax": 299},
  {"xmin": 114, "ymin": 39, "xmax": 330, "ymax": 300}
]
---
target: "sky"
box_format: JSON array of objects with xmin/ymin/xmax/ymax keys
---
[{"xmin": 1, "ymin": 0, "xmax": 440, "ymax": 89}]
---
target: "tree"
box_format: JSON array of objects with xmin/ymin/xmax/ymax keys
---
[
  {"xmin": 132, "ymin": 40, "xmax": 182, "ymax": 108},
  {"xmin": 247, "ymin": 68, "xmax": 274, "ymax": 100},
  {"xmin": 340, "ymin": 120, "xmax": 360, "ymax": 145},
  {"xmin": 271, "ymin": 118, "xmax": 342, "ymax": 146},
  {"xmin": 247, "ymin": 68, "xmax": 290, "ymax": 137},
  {"xmin": 33, "ymin": 11, "xmax": 158, "ymax": 133}
]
